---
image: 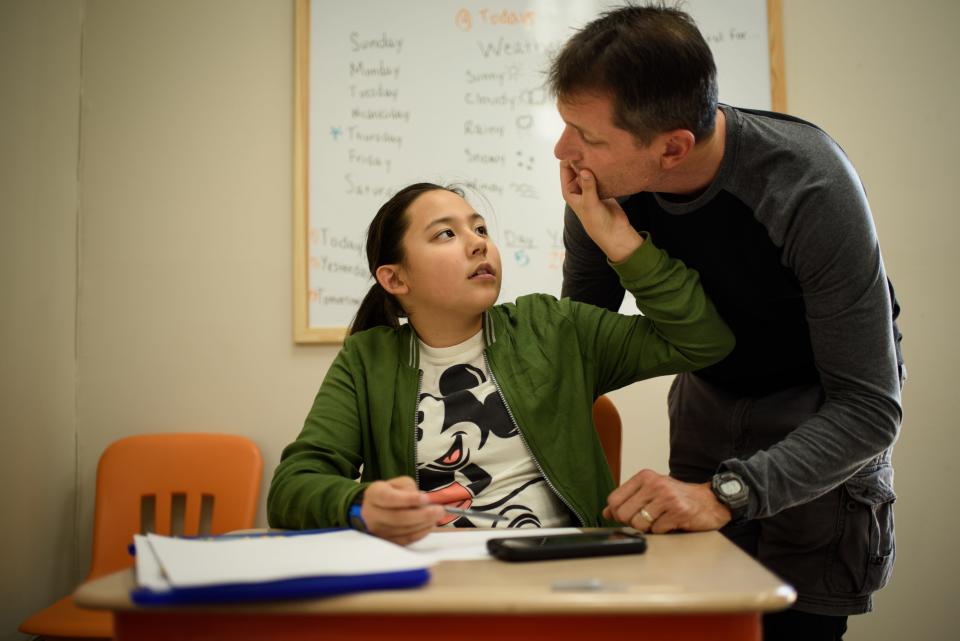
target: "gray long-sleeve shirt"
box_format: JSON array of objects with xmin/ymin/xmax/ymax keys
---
[{"xmin": 562, "ymin": 105, "xmax": 903, "ymax": 519}]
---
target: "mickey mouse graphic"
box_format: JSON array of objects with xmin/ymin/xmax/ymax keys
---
[{"xmin": 416, "ymin": 363, "xmax": 547, "ymax": 528}]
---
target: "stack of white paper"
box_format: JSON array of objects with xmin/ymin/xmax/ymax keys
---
[
  {"xmin": 409, "ymin": 527, "xmax": 580, "ymax": 561},
  {"xmin": 134, "ymin": 530, "xmax": 433, "ymax": 591}
]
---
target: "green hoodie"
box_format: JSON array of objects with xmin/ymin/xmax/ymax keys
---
[{"xmin": 268, "ymin": 236, "xmax": 734, "ymax": 529}]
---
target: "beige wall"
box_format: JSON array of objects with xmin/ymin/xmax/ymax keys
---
[
  {"xmin": 1, "ymin": 1, "xmax": 955, "ymax": 639},
  {"xmin": 779, "ymin": 2, "xmax": 960, "ymax": 639},
  {"xmin": 0, "ymin": 1, "xmax": 82, "ymax": 638}
]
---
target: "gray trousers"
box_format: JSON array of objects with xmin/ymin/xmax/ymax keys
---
[{"xmin": 667, "ymin": 373, "xmax": 896, "ymax": 616}]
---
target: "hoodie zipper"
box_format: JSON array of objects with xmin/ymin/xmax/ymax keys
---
[
  {"xmin": 412, "ymin": 370, "xmax": 423, "ymax": 488},
  {"xmin": 482, "ymin": 352, "xmax": 585, "ymax": 526}
]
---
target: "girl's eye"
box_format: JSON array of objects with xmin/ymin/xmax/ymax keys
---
[
  {"xmin": 476, "ymin": 225, "xmax": 488, "ymax": 237},
  {"xmin": 436, "ymin": 229, "xmax": 455, "ymax": 240}
]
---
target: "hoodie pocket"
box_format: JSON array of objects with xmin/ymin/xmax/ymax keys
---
[{"xmin": 825, "ymin": 464, "xmax": 896, "ymax": 596}]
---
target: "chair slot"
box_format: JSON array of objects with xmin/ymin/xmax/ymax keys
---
[
  {"xmin": 171, "ymin": 493, "xmax": 186, "ymax": 536},
  {"xmin": 200, "ymin": 494, "xmax": 215, "ymax": 536},
  {"xmin": 140, "ymin": 494, "xmax": 156, "ymax": 534}
]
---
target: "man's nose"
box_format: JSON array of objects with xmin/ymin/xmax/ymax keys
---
[{"xmin": 554, "ymin": 126, "xmax": 577, "ymax": 160}]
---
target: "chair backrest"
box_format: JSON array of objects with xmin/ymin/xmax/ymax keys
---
[
  {"xmin": 88, "ymin": 432, "xmax": 263, "ymax": 579},
  {"xmin": 592, "ymin": 396, "xmax": 622, "ymax": 485}
]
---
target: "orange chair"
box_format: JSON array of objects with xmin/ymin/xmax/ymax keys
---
[
  {"xmin": 593, "ymin": 395, "xmax": 623, "ymax": 484},
  {"xmin": 19, "ymin": 433, "xmax": 263, "ymax": 639}
]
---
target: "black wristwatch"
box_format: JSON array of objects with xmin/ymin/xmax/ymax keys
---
[{"xmin": 711, "ymin": 471, "xmax": 750, "ymax": 523}]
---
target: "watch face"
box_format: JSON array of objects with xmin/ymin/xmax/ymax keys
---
[{"xmin": 719, "ymin": 478, "xmax": 743, "ymax": 496}]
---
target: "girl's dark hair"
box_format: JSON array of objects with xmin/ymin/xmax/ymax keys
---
[
  {"xmin": 548, "ymin": 4, "xmax": 718, "ymax": 144},
  {"xmin": 349, "ymin": 182, "xmax": 464, "ymax": 335}
]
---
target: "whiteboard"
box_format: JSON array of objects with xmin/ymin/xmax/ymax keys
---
[{"xmin": 294, "ymin": 0, "xmax": 783, "ymax": 342}]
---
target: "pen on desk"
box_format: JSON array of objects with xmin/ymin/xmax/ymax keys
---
[{"xmin": 442, "ymin": 506, "xmax": 509, "ymax": 523}]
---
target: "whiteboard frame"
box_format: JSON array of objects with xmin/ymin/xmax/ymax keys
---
[{"xmin": 292, "ymin": 0, "xmax": 786, "ymax": 344}]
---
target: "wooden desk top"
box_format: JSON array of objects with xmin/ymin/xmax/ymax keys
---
[{"xmin": 74, "ymin": 531, "xmax": 794, "ymax": 616}]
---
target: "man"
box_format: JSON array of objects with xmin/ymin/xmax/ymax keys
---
[{"xmin": 550, "ymin": 6, "xmax": 903, "ymax": 641}]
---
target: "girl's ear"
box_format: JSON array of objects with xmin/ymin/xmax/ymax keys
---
[{"xmin": 375, "ymin": 264, "xmax": 409, "ymax": 296}]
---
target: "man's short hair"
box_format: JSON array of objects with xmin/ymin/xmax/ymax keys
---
[{"xmin": 548, "ymin": 4, "xmax": 718, "ymax": 145}]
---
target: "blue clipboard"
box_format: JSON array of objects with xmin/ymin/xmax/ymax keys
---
[
  {"xmin": 130, "ymin": 567, "xmax": 430, "ymax": 605},
  {"xmin": 129, "ymin": 528, "xmax": 431, "ymax": 606}
]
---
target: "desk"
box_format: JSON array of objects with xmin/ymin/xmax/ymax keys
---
[{"xmin": 75, "ymin": 531, "xmax": 794, "ymax": 641}]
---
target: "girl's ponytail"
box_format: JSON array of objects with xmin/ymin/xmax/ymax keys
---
[{"xmin": 349, "ymin": 282, "xmax": 402, "ymax": 335}]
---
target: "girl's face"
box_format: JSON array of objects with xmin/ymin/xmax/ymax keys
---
[{"xmin": 394, "ymin": 190, "xmax": 502, "ymax": 337}]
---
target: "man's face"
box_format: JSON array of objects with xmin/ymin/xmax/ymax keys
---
[{"xmin": 553, "ymin": 93, "xmax": 663, "ymax": 199}]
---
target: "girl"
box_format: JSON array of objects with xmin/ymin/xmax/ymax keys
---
[{"xmin": 268, "ymin": 169, "xmax": 733, "ymax": 545}]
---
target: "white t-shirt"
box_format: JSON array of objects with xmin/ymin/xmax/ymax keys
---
[{"xmin": 415, "ymin": 330, "xmax": 571, "ymax": 529}]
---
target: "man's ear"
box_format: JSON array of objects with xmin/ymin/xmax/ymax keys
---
[
  {"xmin": 375, "ymin": 264, "xmax": 409, "ymax": 296},
  {"xmin": 659, "ymin": 129, "xmax": 696, "ymax": 170}
]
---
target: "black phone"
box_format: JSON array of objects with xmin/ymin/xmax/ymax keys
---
[{"xmin": 486, "ymin": 529, "xmax": 647, "ymax": 562}]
